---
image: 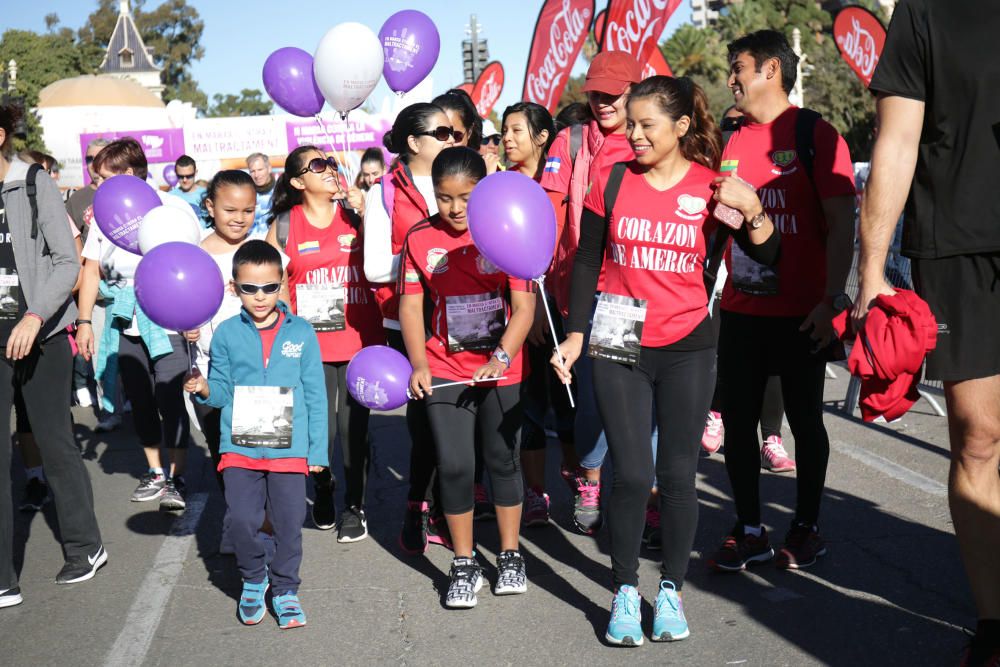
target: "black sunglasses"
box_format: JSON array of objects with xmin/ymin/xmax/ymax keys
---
[
  {"xmin": 236, "ymin": 282, "xmax": 281, "ymax": 296},
  {"xmin": 296, "ymin": 156, "xmax": 338, "ymax": 177},
  {"xmin": 417, "ymin": 126, "xmax": 464, "ymax": 143},
  {"xmin": 85, "ymin": 155, "xmax": 96, "ymax": 165},
  {"xmin": 176, "ymin": 172, "xmax": 196, "ymax": 180},
  {"xmin": 481, "ymin": 135, "xmax": 501, "ymax": 146}
]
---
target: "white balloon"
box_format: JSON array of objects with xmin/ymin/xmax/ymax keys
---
[
  {"xmin": 138, "ymin": 205, "xmax": 202, "ymax": 255},
  {"xmin": 165, "ymin": 99, "xmax": 186, "ymax": 128},
  {"xmin": 159, "ymin": 191, "xmax": 201, "ymax": 227},
  {"xmin": 314, "ymin": 22, "xmax": 384, "ymax": 115}
]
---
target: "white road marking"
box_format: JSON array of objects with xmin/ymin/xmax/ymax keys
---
[
  {"xmin": 831, "ymin": 440, "xmax": 947, "ymax": 498},
  {"xmin": 104, "ymin": 493, "xmax": 208, "ymax": 667}
]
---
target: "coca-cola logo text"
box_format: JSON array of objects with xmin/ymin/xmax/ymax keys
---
[
  {"xmin": 833, "ymin": 7, "xmax": 886, "ymax": 88},
  {"xmin": 523, "ymin": 0, "xmax": 594, "ymax": 112},
  {"xmin": 472, "ymin": 62, "xmax": 505, "ymax": 117},
  {"xmin": 605, "ymin": 0, "xmax": 673, "ymax": 56}
]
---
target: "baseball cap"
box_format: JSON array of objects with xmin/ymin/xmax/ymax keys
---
[
  {"xmin": 582, "ymin": 51, "xmax": 643, "ymax": 96},
  {"xmin": 482, "ymin": 118, "xmax": 500, "ymax": 138}
]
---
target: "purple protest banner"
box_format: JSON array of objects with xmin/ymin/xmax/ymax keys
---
[
  {"xmin": 79, "ymin": 129, "xmax": 185, "ymax": 185},
  {"xmin": 285, "ymin": 116, "xmax": 391, "ymax": 160}
]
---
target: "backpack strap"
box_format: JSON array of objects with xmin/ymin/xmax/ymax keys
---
[
  {"xmin": 26, "ymin": 163, "xmax": 42, "ymax": 240},
  {"xmin": 702, "ymin": 225, "xmax": 732, "ymax": 300},
  {"xmin": 795, "ymin": 108, "xmax": 821, "ymax": 182},
  {"xmin": 275, "ymin": 210, "xmax": 291, "ymax": 252},
  {"xmin": 603, "ymin": 162, "xmax": 627, "ymax": 224}
]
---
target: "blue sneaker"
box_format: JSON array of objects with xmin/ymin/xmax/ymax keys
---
[
  {"xmin": 272, "ymin": 591, "xmax": 307, "ymax": 629},
  {"xmin": 652, "ymin": 580, "xmax": 690, "ymax": 641},
  {"xmin": 237, "ymin": 577, "xmax": 269, "ymax": 625},
  {"xmin": 606, "ymin": 585, "xmax": 643, "ymax": 646}
]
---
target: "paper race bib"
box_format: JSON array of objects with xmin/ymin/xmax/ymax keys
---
[
  {"xmin": 296, "ymin": 283, "xmax": 346, "ymax": 332},
  {"xmin": 445, "ymin": 291, "xmax": 505, "ymax": 353},
  {"xmin": 231, "ymin": 386, "xmax": 293, "ymax": 448},
  {"xmin": 587, "ymin": 293, "xmax": 647, "ymax": 365},
  {"xmin": 0, "ymin": 272, "xmax": 20, "ymax": 322},
  {"xmin": 731, "ymin": 242, "xmax": 779, "ymax": 296}
]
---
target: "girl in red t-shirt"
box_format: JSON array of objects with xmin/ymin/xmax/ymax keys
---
[
  {"xmin": 400, "ymin": 147, "xmax": 536, "ymax": 609},
  {"xmin": 552, "ymin": 76, "xmax": 780, "ymax": 645},
  {"xmin": 266, "ymin": 145, "xmax": 384, "ymax": 543}
]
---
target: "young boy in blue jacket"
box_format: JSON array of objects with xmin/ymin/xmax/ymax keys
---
[{"xmin": 185, "ymin": 240, "xmax": 327, "ymax": 629}]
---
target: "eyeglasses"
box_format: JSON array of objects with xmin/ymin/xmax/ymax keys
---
[
  {"xmin": 235, "ymin": 282, "xmax": 281, "ymax": 296},
  {"xmin": 176, "ymin": 172, "xmax": 196, "ymax": 181},
  {"xmin": 295, "ymin": 156, "xmax": 338, "ymax": 177},
  {"xmin": 481, "ymin": 135, "xmax": 501, "ymax": 146},
  {"xmin": 85, "ymin": 155, "xmax": 96, "ymax": 165},
  {"xmin": 417, "ymin": 126, "xmax": 464, "ymax": 143}
]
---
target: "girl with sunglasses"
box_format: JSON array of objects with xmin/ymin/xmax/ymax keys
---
[
  {"xmin": 363, "ymin": 102, "xmax": 457, "ymax": 556},
  {"xmin": 400, "ymin": 146, "xmax": 535, "ymax": 608},
  {"xmin": 266, "ymin": 145, "xmax": 383, "ymax": 543}
]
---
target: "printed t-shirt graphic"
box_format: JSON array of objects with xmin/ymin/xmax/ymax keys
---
[
  {"xmin": 402, "ymin": 216, "xmax": 532, "ymax": 385},
  {"xmin": 583, "ymin": 161, "xmax": 718, "ymax": 350},
  {"xmin": 720, "ymin": 107, "xmax": 855, "ymax": 317},
  {"xmin": 0, "ymin": 193, "xmax": 25, "ymax": 345}
]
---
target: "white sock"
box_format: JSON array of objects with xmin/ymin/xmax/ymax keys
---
[
  {"xmin": 743, "ymin": 524, "xmax": 763, "ymax": 537},
  {"xmin": 150, "ymin": 467, "xmax": 165, "ymax": 477},
  {"xmin": 26, "ymin": 466, "xmax": 44, "ymax": 482}
]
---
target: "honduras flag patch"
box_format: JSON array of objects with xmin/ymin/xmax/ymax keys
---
[{"xmin": 544, "ymin": 157, "xmax": 561, "ymax": 174}]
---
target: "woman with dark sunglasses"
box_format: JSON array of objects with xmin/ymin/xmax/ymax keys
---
[
  {"xmin": 266, "ymin": 145, "xmax": 383, "ymax": 543},
  {"xmin": 362, "ymin": 102, "xmax": 456, "ymax": 556}
]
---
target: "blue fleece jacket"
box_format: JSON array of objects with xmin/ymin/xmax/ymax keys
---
[{"xmin": 198, "ymin": 301, "xmax": 328, "ymax": 467}]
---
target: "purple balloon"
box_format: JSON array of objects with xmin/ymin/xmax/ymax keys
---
[
  {"xmin": 467, "ymin": 171, "xmax": 557, "ymax": 280},
  {"xmin": 346, "ymin": 345, "xmax": 413, "ymax": 411},
  {"xmin": 134, "ymin": 242, "xmax": 224, "ymax": 331},
  {"xmin": 379, "ymin": 10, "xmax": 440, "ymax": 94},
  {"xmin": 93, "ymin": 175, "xmax": 162, "ymax": 254},
  {"xmin": 263, "ymin": 47, "xmax": 325, "ymax": 117},
  {"xmin": 162, "ymin": 163, "xmax": 178, "ymax": 187}
]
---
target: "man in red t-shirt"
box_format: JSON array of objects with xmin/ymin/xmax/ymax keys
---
[{"xmin": 709, "ymin": 30, "xmax": 857, "ymax": 573}]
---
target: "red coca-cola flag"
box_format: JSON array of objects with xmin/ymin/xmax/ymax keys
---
[
  {"xmin": 522, "ymin": 0, "xmax": 596, "ymax": 113},
  {"xmin": 456, "ymin": 83, "xmax": 474, "ymax": 95},
  {"xmin": 596, "ymin": 6, "xmax": 672, "ymax": 79},
  {"xmin": 833, "ymin": 6, "xmax": 886, "ymax": 88},
  {"xmin": 593, "ymin": 9, "xmax": 607, "ymax": 43},
  {"xmin": 601, "ymin": 0, "xmax": 682, "ymax": 67},
  {"xmin": 471, "ymin": 61, "xmax": 505, "ymax": 117}
]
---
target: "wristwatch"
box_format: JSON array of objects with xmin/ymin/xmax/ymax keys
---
[
  {"xmin": 492, "ymin": 346, "xmax": 511, "ymax": 368},
  {"xmin": 825, "ymin": 292, "xmax": 852, "ymax": 314},
  {"xmin": 748, "ymin": 210, "xmax": 767, "ymax": 230}
]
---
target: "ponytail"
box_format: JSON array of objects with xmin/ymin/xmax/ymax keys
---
[
  {"xmin": 268, "ymin": 145, "xmax": 314, "ymax": 223},
  {"xmin": 382, "ymin": 102, "xmax": 444, "ymax": 163},
  {"xmin": 627, "ymin": 76, "xmax": 722, "ymax": 171}
]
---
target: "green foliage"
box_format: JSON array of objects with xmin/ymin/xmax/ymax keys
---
[{"xmin": 206, "ymin": 89, "xmax": 273, "ymax": 118}]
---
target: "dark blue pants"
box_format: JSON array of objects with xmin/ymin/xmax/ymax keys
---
[{"xmin": 223, "ymin": 467, "xmax": 306, "ymax": 594}]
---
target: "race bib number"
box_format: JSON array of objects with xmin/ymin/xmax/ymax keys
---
[
  {"xmin": 296, "ymin": 283, "xmax": 346, "ymax": 332},
  {"xmin": 731, "ymin": 242, "xmax": 779, "ymax": 296},
  {"xmin": 0, "ymin": 271, "xmax": 20, "ymax": 321},
  {"xmin": 231, "ymin": 386, "xmax": 293, "ymax": 448},
  {"xmin": 587, "ymin": 293, "xmax": 647, "ymax": 365},
  {"xmin": 445, "ymin": 291, "xmax": 505, "ymax": 353}
]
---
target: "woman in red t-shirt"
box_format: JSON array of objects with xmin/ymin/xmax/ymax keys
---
[
  {"xmin": 552, "ymin": 76, "xmax": 780, "ymax": 645},
  {"xmin": 400, "ymin": 147, "xmax": 536, "ymax": 609},
  {"xmin": 266, "ymin": 145, "xmax": 383, "ymax": 543}
]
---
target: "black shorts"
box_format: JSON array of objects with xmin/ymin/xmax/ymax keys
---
[{"xmin": 912, "ymin": 252, "xmax": 1000, "ymax": 382}]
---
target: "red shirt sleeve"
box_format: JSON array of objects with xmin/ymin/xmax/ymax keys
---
[
  {"xmin": 812, "ymin": 119, "xmax": 856, "ymax": 200},
  {"xmin": 508, "ymin": 276, "xmax": 535, "ymax": 293},
  {"xmin": 582, "ymin": 166, "xmax": 607, "ymax": 219},
  {"xmin": 401, "ymin": 240, "xmax": 424, "ymax": 295},
  {"xmin": 539, "ymin": 128, "xmax": 572, "ymax": 195}
]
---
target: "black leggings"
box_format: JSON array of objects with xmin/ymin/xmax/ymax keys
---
[
  {"xmin": 117, "ymin": 333, "xmax": 190, "ymax": 448},
  {"xmin": 311, "ymin": 361, "xmax": 371, "ymax": 508},
  {"xmin": 594, "ymin": 345, "xmax": 715, "ymax": 590},
  {"xmin": 521, "ymin": 296, "xmax": 576, "ymax": 450},
  {"xmin": 719, "ymin": 311, "xmax": 830, "ymax": 528},
  {"xmin": 425, "ymin": 381, "xmax": 523, "ymax": 515}
]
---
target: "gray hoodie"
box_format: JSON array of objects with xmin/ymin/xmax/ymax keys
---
[{"xmin": 0, "ymin": 157, "xmax": 80, "ymax": 339}]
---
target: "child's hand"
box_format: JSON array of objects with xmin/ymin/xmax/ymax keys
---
[
  {"xmin": 184, "ymin": 369, "xmax": 208, "ymax": 397},
  {"xmin": 182, "ymin": 329, "xmax": 201, "ymax": 343},
  {"xmin": 473, "ymin": 358, "xmax": 506, "ymax": 381},
  {"xmin": 308, "ymin": 465, "xmax": 326, "ymax": 474},
  {"xmin": 409, "ymin": 365, "xmax": 433, "ymax": 399}
]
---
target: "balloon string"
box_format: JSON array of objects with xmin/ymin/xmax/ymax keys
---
[
  {"xmin": 313, "ymin": 114, "xmax": 340, "ymax": 166},
  {"xmin": 341, "ymin": 112, "xmax": 356, "ymax": 185},
  {"xmin": 536, "ymin": 277, "xmax": 575, "ymax": 409},
  {"xmin": 186, "ymin": 339, "xmax": 196, "ymax": 373}
]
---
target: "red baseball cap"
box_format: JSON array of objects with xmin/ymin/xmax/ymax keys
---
[{"xmin": 582, "ymin": 51, "xmax": 643, "ymax": 96}]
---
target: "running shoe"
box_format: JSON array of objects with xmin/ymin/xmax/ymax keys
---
[
  {"xmin": 573, "ymin": 478, "xmax": 603, "ymax": 535},
  {"xmin": 701, "ymin": 410, "xmax": 724, "ymax": 454},
  {"xmin": 761, "ymin": 435, "xmax": 796, "ymax": 472},
  {"xmin": 337, "ymin": 506, "xmax": 368, "ymax": 543},
  {"xmin": 311, "ymin": 477, "xmax": 337, "ymax": 530},
  {"xmin": 710, "ymin": 525, "xmax": 774, "ymax": 572},
  {"xmin": 560, "ymin": 464, "xmax": 578, "ymax": 495},
  {"xmin": 473, "ymin": 483, "xmax": 494, "ymax": 521},
  {"xmin": 130, "ymin": 472, "xmax": 166, "ymax": 502},
  {"xmin": 237, "ymin": 577, "xmax": 269, "ymax": 625},
  {"xmin": 606, "ymin": 585, "xmax": 643, "ymax": 647},
  {"xmin": 494, "ymin": 551, "xmax": 527, "ymax": 595},
  {"xmin": 652, "ymin": 580, "xmax": 690, "ymax": 641},
  {"xmin": 399, "ymin": 501, "xmax": 428, "ymax": 556},
  {"xmin": 445, "ymin": 557, "xmax": 483, "ymax": 609},
  {"xmin": 775, "ymin": 522, "xmax": 827, "ymax": 569},
  {"xmin": 74, "ymin": 387, "xmax": 94, "ymax": 408},
  {"xmin": 55, "ymin": 544, "xmax": 108, "ymax": 584},
  {"xmin": 19, "ymin": 478, "xmax": 50, "ymax": 512},
  {"xmin": 426, "ymin": 512, "xmax": 453, "ymax": 550},
  {"xmin": 522, "ymin": 487, "xmax": 550, "ymax": 526},
  {"xmin": 159, "ymin": 476, "xmax": 186, "ymax": 512},
  {"xmin": 272, "ymin": 591, "xmax": 307, "ymax": 629},
  {"xmin": 0, "ymin": 587, "xmax": 23, "ymax": 608},
  {"xmin": 642, "ymin": 505, "xmax": 661, "ymax": 551},
  {"xmin": 94, "ymin": 413, "xmax": 121, "ymax": 433}
]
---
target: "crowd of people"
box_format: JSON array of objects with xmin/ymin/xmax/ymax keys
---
[{"xmin": 0, "ymin": 7, "xmax": 997, "ymax": 663}]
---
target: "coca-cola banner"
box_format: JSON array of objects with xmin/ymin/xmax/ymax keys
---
[
  {"xmin": 523, "ymin": 0, "xmax": 596, "ymax": 113},
  {"xmin": 601, "ymin": 0, "xmax": 682, "ymax": 67},
  {"xmin": 595, "ymin": 6, "xmax": 671, "ymax": 78},
  {"xmin": 833, "ymin": 6, "xmax": 886, "ymax": 88},
  {"xmin": 471, "ymin": 61, "xmax": 505, "ymax": 117},
  {"xmin": 456, "ymin": 83, "xmax": 474, "ymax": 96},
  {"xmin": 593, "ymin": 9, "xmax": 607, "ymax": 43}
]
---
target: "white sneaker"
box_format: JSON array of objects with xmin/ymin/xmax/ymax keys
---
[
  {"xmin": 0, "ymin": 587, "xmax": 23, "ymax": 608},
  {"xmin": 445, "ymin": 557, "xmax": 483, "ymax": 609},
  {"xmin": 494, "ymin": 551, "xmax": 527, "ymax": 595},
  {"xmin": 74, "ymin": 388, "xmax": 93, "ymax": 408}
]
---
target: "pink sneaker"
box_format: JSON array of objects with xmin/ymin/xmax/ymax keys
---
[
  {"xmin": 701, "ymin": 411, "xmax": 724, "ymax": 454},
  {"xmin": 522, "ymin": 487, "xmax": 550, "ymax": 526},
  {"xmin": 761, "ymin": 436, "xmax": 796, "ymax": 472}
]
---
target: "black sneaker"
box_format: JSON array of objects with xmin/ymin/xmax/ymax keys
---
[
  {"xmin": 19, "ymin": 478, "xmax": 50, "ymax": 512},
  {"xmin": 159, "ymin": 476, "xmax": 186, "ymax": 512},
  {"xmin": 337, "ymin": 506, "xmax": 368, "ymax": 543},
  {"xmin": 399, "ymin": 501, "xmax": 428, "ymax": 555},
  {"xmin": 0, "ymin": 586, "xmax": 23, "ymax": 608},
  {"xmin": 445, "ymin": 557, "xmax": 483, "ymax": 608},
  {"xmin": 131, "ymin": 471, "xmax": 166, "ymax": 502},
  {"xmin": 494, "ymin": 551, "xmax": 527, "ymax": 595},
  {"xmin": 710, "ymin": 524, "xmax": 775, "ymax": 572},
  {"xmin": 311, "ymin": 476, "xmax": 337, "ymax": 530},
  {"xmin": 55, "ymin": 545, "xmax": 108, "ymax": 584}
]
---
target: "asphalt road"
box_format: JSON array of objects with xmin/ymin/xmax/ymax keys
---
[{"xmin": 1, "ymin": 367, "xmax": 974, "ymax": 666}]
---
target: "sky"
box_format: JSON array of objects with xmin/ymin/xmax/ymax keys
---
[{"xmin": 5, "ymin": 1, "xmax": 693, "ymax": 114}]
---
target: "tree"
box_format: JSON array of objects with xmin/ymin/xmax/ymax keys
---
[{"xmin": 206, "ymin": 89, "xmax": 273, "ymax": 118}]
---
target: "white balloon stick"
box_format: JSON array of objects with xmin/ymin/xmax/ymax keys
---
[
  {"xmin": 536, "ymin": 276, "xmax": 575, "ymax": 409},
  {"xmin": 406, "ymin": 377, "xmax": 508, "ymax": 399}
]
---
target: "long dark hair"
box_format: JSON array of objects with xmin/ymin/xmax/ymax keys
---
[
  {"xmin": 202, "ymin": 169, "xmax": 256, "ymax": 226},
  {"xmin": 269, "ymin": 145, "xmax": 319, "ymax": 221},
  {"xmin": 382, "ymin": 102, "xmax": 445, "ymax": 164},
  {"xmin": 627, "ymin": 76, "xmax": 722, "ymax": 170},
  {"xmin": 502, "ymin": 101, "xmax": 556, "ymax": 162},
  {"xmin": 433, "ymin": 89, "xmax": 483, "ymax": 148}
]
